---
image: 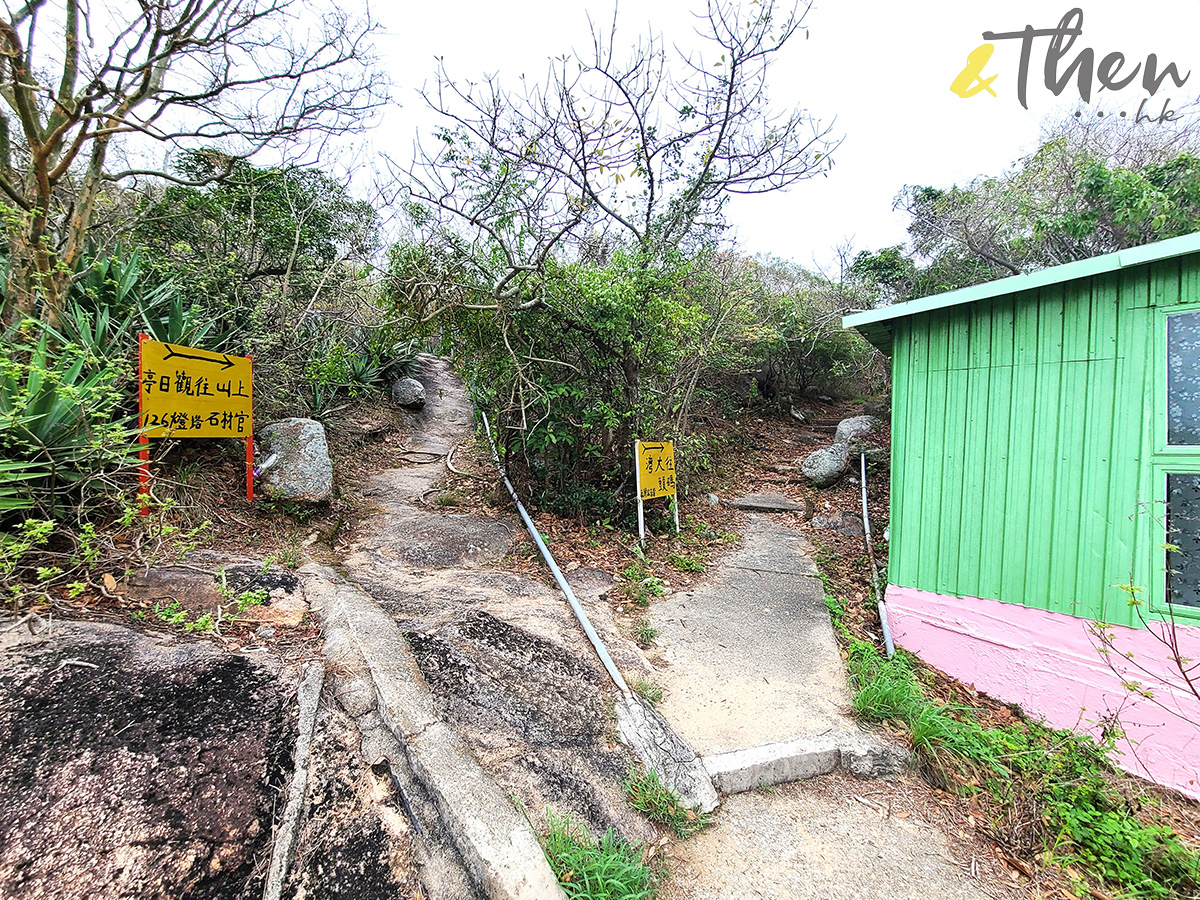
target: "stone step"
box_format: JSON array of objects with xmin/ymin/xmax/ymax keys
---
[{"xmin": 702, "ymin": 733, "xmax": 910, "ymax": 795}]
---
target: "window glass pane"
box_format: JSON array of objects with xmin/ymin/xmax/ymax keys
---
[
  {"xmin": 1167, "ymin": 311, "xmax": 1200, "ymax": 444},
  {"xmin": 1166, "ymin": 473, "xmax": 1200, "ymax": 607}
]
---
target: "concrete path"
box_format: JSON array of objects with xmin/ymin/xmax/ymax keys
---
[
  {"xmin": 648, "ymin": 521, "xmax": 1009, "ymax": 900},
  {"xmin": 652, "ymin": 516, "xmax": 905, "ymax": 789},
  {"xmin": 660, "ymin": 775, "xmax": 1017, "ymax": 900},
  {"xmin": 655, "ymin": 518, "xmax": 850, "ymax": 755}
]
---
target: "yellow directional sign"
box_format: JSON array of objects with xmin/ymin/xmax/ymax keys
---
[
  {"xmin": 138, "ymin": 338, "xmax": 253, "ymax": 438},
  {"xmin": 637, "ymin": 441, "xmax": 676, "ymax": 500}
]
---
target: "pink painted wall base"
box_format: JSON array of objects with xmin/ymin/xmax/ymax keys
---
[{"xmin": 885, "ymin": 585, "xmax": 1200, "ymax": 801}]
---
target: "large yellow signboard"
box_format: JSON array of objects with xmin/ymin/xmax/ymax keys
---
[
  {"xmin": 138, "ymin": 339, "xmax": 253, "ymax": 438},
  {"xmin": 637, "ymin": 441, "xmax": 676, "ymax": 500}
]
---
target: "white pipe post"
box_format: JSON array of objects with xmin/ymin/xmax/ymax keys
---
[{"xmin": 635, "ymin": 441, "xmax": 646, "ymax": 545}]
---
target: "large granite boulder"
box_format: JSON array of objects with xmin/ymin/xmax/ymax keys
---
[
  {"xmin": 801, "ymin": 442, "xmax": 851, "ymax": 488},
  {"xmin": 390, "ymin": 377, "xmax": 426, "ymax": 411},
  {"xmin": 835, "ymin": 415, "xmax": 881, "ymax": 443},
  {"xmin": 259, "ymin": 417, "xmax": 333, "ymax": 503}
]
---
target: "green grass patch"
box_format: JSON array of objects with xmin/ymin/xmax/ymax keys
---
[
  {"xmin": 843, "ymin": 632, "xmax": 1200, "ymax": 899},
  {"xmin": 541, "ymin": 811, "xmax": 657, "ymax": 899},
  {"xmin": 631, "ymin": 678, "xmax": 663, "ymax": 707},
  {"xmin": 667, "ymin": 552, "xmax": 705, "ymax": 573},
  {"xmin": 619, "ymin": 563, "xmax": 666, "ymax": 607},
  {"xmin": 633, "ymin": 618, "xmax": 659, "ymax": 648},
  {"xmin": 624, "ymin": 766, "xmax": 711, "ymax": 839}
]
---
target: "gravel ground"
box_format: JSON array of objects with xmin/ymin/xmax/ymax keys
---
[{"xmin": 659, "ymin": 773, "xmax": 1028, "ymax": 900}]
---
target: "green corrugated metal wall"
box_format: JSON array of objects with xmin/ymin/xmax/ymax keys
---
[{"xmin": 888, "ymin": 258, "xmax": 1200, "ymax": 628}]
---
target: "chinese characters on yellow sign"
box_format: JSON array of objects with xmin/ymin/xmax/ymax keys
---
[
  {"xmin": 138, "ymin": 339, "xmax": 253, "ymax": 437},
  {"xmin": 635, "ymin": 440, "xmax": 680, "ymax": 543},
  {"xmin": 637, "ymin": 441, "xmax": 676, "ymax": 499}
]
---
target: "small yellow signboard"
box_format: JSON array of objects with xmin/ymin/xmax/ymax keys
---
[
  {"xmin": 138, "ymin": 338, "xmax": 253, "ymax": 438},
  {"xmin": 635, "ymin": 440, "xmax": 680, "ymax": 543},
  {"xmin": 637, "ymin": 441, "xmax": 676, "ymax": 500}
]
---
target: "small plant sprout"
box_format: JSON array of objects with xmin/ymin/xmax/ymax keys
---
[
  {"xmin": 632, "ymin": 678, "xmax": 663, "ymax": 707},
  {"xmin": 633, "ymin": 619, "xmax": 658, "ymax": 648},
  {"xmin": 237, "ymin": 588, "xmax": 269, "ymax": 611},
  {"xmin": 624, "ymin": 765, "xmax": 711, "ymax": 838}
]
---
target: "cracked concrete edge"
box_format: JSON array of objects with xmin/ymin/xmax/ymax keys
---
[
  {"xmin": 615, "ymin": 695, "xmax": 720, "ymax": 814},
  {"xmin": 318, "ymin": 584, "xmax": 481, "ymax": 900},
  {"xmin": 302, "ymin": 564, "xmax": 567, "ymax": 900},
  {"xmin": 702, "ymin": 733, "xmax": 911, "ymax": 795},
  {"xmin": 264, "ymin": 661, "xmax": 325, "ymax": 900}
]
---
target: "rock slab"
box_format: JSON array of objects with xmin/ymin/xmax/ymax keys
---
[
  {"xmin": 728, "ymin": 492, "xmax": 808, "ymax": 514},
  {"xmin": 0, "ymin": 622, "xmax": 286, "ymax": 900},
  {"xmin": 811, "ymin": 511, "xmax": 866, "ymax": 537},
  {"xmin": 259, "ymin": 417, "xmax": 333, "ymax": 502}
]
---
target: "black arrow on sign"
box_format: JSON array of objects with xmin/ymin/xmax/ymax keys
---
[
  {"xmin": 641, "ymin": 443, "xmax": 665, "ymax": 451},
  {"xmin": 162, "ymin": 344, "xmax": 235, "ymax": 370}
]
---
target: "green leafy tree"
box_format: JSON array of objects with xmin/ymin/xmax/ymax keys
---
[
  {"xmin": 859, "ymin": 112, "xmax": 1200, "ymax": 302},
  {"xmin": 0, "ymin": 0, "xmax": 385, "ymax": 327},
  {"xmin": 391, "ymin": 0, "xmax": 837, "ymax": 491}
]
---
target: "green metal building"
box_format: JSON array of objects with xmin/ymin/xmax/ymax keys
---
[{"xmin": 844, "ymin": 232, "xmax": 1200, "ymax": 799}]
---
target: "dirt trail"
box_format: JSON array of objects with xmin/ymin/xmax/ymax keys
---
[{"xmin": 331, "ymin": 355, "xmax": 655, "ymax": 845}]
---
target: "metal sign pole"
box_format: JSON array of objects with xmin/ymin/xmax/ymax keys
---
[
  {"xmin": 635, "ymin": 441, "xmax": 645, "ymax": 545},
  {"xmin": 673, "ymin": 495, "xmax": 681, "ymax": 534}
]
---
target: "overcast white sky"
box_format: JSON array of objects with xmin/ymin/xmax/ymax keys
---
[{"xmin": 368, "ymin": 0, "xmax": 1200, "ymax": 270}]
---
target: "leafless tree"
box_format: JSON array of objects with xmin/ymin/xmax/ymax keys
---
[
  {"xmin": 396, "ymin": 0, "xmax": 837, "ymax": 317},
  {"xmin": 0, "ymin": 0, "xmax": 387, "ymax": 325}
]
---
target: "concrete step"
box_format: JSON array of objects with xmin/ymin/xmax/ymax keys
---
[{"xmin": 703, "ymin": 733, "xmax": 910, "ymax": 795}]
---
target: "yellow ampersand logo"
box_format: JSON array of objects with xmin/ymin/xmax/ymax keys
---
[{"xmin": 951, "ymin": 43, "xmax": 999, "ymax": 98}]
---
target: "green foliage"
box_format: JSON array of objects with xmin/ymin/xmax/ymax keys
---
[
  {"xmin": 856, "ymin": 119, "xmax": 1200, "ymax": 302},
  {"xmin": 186, "ymin": 613, "xmax": 215, "ymax": 633},
  {"xmin": 844, "ymin": 629, "xmax": 1200, "ymax": 898},
  {"xmin": 631, "ymin": 678, "xmax": 663, "ymax": 707},
  {"xmin": 623, "ymin": 766, "xmax": 711, "ymax": 839},
  {"xmin": 619, "ymin": 563, "xmax": 665, "ymax": 607},
  {"xmin": 541, "ymin": 811, "xmax": 657, "ymax": 900},
  {"xmin": 0, "ymin": 324, "xmax": 139, "ymax": 519},
  {"xmin": 0, "ymin": 519, "xmax": 54, "ymax": 578},
  {"xmin": 153, "ymin": 599, "xmax": 189, "ymax": 627},
  {"xmin": 236, "ymin": 588, "xmax": 269, "ymax": 611},
  {"xmin": 667, "ymin": 552, "xmax": 704, "ymax": 573},
  {"xmin": 633, "ymin": 619, "xmax": 658, "ymax": 648}
]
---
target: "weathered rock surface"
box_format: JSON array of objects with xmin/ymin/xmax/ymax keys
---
[
  {"xmin": 0, "ymin": 622, "xmax": 288, "ymax": 900},
  {"xmin": 728, "ymin": 492, "xmax": 809, "ymax": 514},
  {"xmin": 834, "ymin": 415, "xmax": 881, "ymax": 444},
  {"xmin": 259, "ymin": 417, "xmax": 333, "ymax": 503},
  {"xmin": 391, "ymin": 377, "xmax": 427, "ymax": 411},
  {"xmin": 282, "ymin": 701, "xmax": 421, "ymax": 900},
  {"xmin": 801, "ymin": 442, "xmax": 851, "ymax": 487},
  {"xmin": 810, "ymin": 511, "xmax": 866, "ymax": 537}
]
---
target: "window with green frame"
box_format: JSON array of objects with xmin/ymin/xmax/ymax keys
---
[{"xmin": 1158, "ymin": 309, "xmax": 1200, "ymax": 616}]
